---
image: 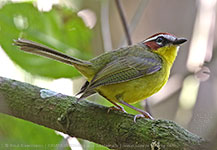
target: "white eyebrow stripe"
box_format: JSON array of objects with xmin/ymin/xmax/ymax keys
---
[
  {"xmin": 144, "ymin": 34, "xmax": 176, "ymax": 42},
  {"xmin": 144, "ymin": 34, "xmax": 164, "ymax": 42}
]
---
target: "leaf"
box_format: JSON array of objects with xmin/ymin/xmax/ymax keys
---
[
  {"xmin": 0, "ymin": 114, "xmax": 63, "ymax": 150},
  {"xmin": 0, "ymin": 2, "xmax": 92, "ymax": 78}
]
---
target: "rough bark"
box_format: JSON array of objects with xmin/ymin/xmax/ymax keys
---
[{"xmin": 0, "ymin": 76, "xmax": 208, "ymax": 150}]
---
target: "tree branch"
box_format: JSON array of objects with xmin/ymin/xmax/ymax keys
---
[
  {"xmin": 0, "ymin": 76, "xmax": 208, "ymax": 150},
  {"xmin": 115, "ymin": 0, "xmax": 132, "ymax": 45}
]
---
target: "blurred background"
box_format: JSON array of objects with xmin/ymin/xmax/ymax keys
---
[{"xmin": 0, "ymin": 0, "xmax": 216, "ymax": 149}]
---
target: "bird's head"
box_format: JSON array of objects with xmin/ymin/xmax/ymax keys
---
[{"xmin": 142, "ymin": 33, "xmax": 187, "ymax": 65}]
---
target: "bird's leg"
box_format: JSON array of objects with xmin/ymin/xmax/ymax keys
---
[
  {"xmin": 144, "ymin": 98, "xmax": 152, "ymax": 115},
  {"xmin": 106, "ymin": 99, "xmax": 127, "ymax": 113},
  {"xmin": 119, "ymin": 100, "xmax": 154, "ymax": 122}
]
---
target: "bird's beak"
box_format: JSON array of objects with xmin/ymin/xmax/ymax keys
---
[{"xmin": 173, "ymin": 38, "xmax": 187, "ymax": 45}]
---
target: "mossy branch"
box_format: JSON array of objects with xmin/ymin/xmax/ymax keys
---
[{"xmin": 0, "ymin": 76, "xmax": 208, "ymax": 150}]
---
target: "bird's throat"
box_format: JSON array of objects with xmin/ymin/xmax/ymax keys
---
[{"xmin": 154, "ymin": 45, "xmax": 179, "ymax": 67}]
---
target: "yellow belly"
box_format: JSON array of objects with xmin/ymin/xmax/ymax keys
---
[{"xmin": 97, "ymin": 65, "xmax": 170, "ymax": 104}]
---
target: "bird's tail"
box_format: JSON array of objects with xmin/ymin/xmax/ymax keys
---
[{"xmin": 14, "ymin": 38, "xmax": 92, "ymax": 67}]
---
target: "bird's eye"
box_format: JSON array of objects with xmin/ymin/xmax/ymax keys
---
[{"xmin": 156, "ymin": 37, "xmax": 164, "ymax": 45}]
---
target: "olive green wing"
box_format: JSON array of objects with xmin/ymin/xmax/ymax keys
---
[
  {"xmin": 88, "ymin": 54, "xmax": 162, "ymax": 89},
  {"xmin": 77, "ymin": 53, "xmax": 162, "ymax": 100}
]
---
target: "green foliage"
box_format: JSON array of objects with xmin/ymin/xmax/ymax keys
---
[
  {"xmin": 0, "ymin": 114, "xmax": 64, "ymax": 150},
  {"xmin": 0, "ymin": 2, "xmax": 92, "ymax": 78},
  {"xmin": 0, "ymin": 2, "xmax": 94, "ymax": 149}
]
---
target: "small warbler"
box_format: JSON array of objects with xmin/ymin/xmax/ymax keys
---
[{"xmin": 14, "ymin": 33, "xmax": 187, "ymax": 120}]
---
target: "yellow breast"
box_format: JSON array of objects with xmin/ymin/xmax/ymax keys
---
[
  {"xmin": 97, "ymin": 61, "xmax": 169, "ymax": 104},
  {"xmin": 97, "ymin": 45, "xmax": 178, "ymax": 104}
]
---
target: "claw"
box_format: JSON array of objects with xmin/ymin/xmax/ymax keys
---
[
  {"xmin": 134, "ymin": 114, "xmax": 144, "ymax": 122},
  {"xmin": 107, "ymin": 106, "xmax": 127, "ymax": 113},
  {"xmin": 118, "ymin": 99, "xmax": 154, "ymax": 122},
  {"xmin": 134, "ymin": 112, "xmax": 154, "ymax": 123}
]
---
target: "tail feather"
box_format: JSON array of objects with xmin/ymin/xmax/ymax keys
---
[
  {"xmin": 76, "ymin": 81, "xmax": 97, "ymax": 101},
  {"xmin": 76, "ymin": 90, "xmax": 96, "ymax": 102},
  {"xmin": 75, "ymin": 81, "xmax": 89, "ymax": 96},
  {"xmin": 14, "ymin": 38, "xmax": 91, "ymax": 67}
]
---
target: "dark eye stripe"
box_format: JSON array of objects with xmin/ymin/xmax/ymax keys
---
[
  {"xmin": 156, "ymin": 37, "xmax": 164, "ymax": 43},
  {"xmin": 143, "ymin": 33, "xmax": 177, "ymax": 49},
  {"xmin": 155, "ymin": 36, "xmax": 170, "ymax": 47},
  {"xmin": 144, "ymin": 34, "xmax": 176, "ymax": 43}
]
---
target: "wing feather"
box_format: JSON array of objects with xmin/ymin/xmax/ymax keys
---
[{"xmin": 89, "ymin": 55, "xmax": 162, "ymax": 88}]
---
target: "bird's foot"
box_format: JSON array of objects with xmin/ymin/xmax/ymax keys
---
[
  {"xmin": 134, "ymin": 112, "xmax": 154, "ymax": 123},
  {"xmin": 117, "ymin": 100, "xmax": 154, "ymax": 122},
  {"xmin": 107, "ymin": 106, "xmax": 127, "ymax": 113}
]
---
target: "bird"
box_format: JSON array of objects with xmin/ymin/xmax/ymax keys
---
[{"xmin": 14, "ymin": 33, "xmax": 187, "ymax": 121}]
